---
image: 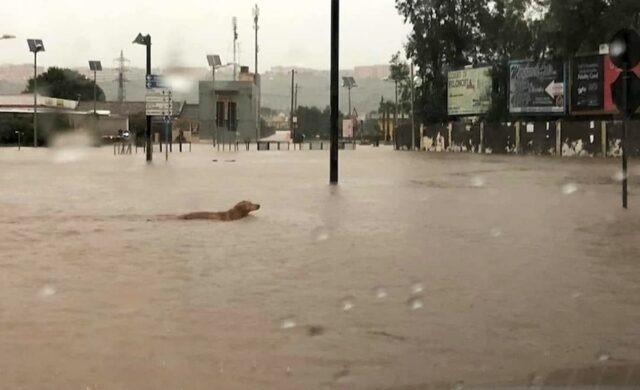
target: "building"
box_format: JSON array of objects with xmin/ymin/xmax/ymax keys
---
[
  {"xmin": 354, "ymin": 65, "xmax": 390, "ymax": 80},
  {"xmin": 199, "ymin": 67, "xmax": 260, "ymax": 142}
]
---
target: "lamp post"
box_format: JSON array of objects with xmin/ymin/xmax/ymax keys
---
[
  {"xmin": 27, "ymin": 39, "xmax": 44, "ymax": 148},
  {"xmin": 330, "ymin": 0, "xmax": 340, "ymax": 184},
  {"xmin": 88, "ymin": 61, "xmax": 102, "ymax": 116},
  {"xmin": 15, "ymin": 131, "xmax": 23, "ymax": 151},
  {"xmin": 207, "ymin": 54, "xmax": 222, "ymax": 147},
  {"xmin": 133, "ymin": 33, "xmax": 152, "ymax": 162}
]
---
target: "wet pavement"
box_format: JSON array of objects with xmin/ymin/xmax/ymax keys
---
[{"xmin": 1, "ymin": 143, "xmax": 639, "ymax": 389}]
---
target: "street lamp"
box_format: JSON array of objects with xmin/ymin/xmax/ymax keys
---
[
  {"xmin": 133, "ymin": 33, "xmax": 152, "ymax": 162},
  {"xmin": 206, "ymin": 54, "xmax": 222, "ymax": 147},
  {"xmin": 342, "ymin": 76, "xmax": 357, "ymax": 118},
  {"xmin": 15, "ymin": 131, "xmax": 23, "ymax": 151},
  {"xmin": 88, "ymin": 61, "xmax": 102, "ymax": 116},
  {"xmin": 27, "ymin": 39, "xmax": 45, "ymax": 148}
]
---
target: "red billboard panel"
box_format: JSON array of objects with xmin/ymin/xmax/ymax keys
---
[{"xmin": 604, "ymin": 55, "xmax": 640, "ymax": 113}]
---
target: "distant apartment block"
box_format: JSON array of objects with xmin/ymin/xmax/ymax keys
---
[{"xmin": 354, "ymin": 65, "xmax": 390, "ymax": 80}]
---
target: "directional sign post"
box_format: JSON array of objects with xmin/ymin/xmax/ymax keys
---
[
  {"xmin": 609, "ymin": 28, "xmax": 640, "ymax": 209},
  {"xmin": 145, "ymin": 89, "xmax": 173, "ymax": 116}
]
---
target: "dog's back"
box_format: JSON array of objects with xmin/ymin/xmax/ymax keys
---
[{"xmin": 178, "ymin": 201, "xmax": 260, "ymax": 222}]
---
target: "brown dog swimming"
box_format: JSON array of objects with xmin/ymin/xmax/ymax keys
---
[{"xmin": 179, "ymin": 200, "xmax": 260, "ymax": 221}]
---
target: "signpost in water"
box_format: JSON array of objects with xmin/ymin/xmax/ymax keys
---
[{"xmin": 609, "ymin": 28, "xmax": 640, "ymax": 209}]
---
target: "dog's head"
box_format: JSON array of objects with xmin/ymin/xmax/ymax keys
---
[{"xmin": 235, "ymin": 200, "xmax": 261, "ymax": 214}]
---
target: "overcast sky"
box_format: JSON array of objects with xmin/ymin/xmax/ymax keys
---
[{"xmin": 2, "ymin": 0, "xmax": 410, "ymax": 70}]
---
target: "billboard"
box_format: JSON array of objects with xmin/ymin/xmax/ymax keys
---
[
  {"xmin": 509, "ymin": 60, "xmax": 566, "ymax": 114},
  {"xmin": 571, "ymin": 55, "xmax": 605, "ymax": 113},
  {"xmin": 604, "ymin": 55, "xmax": 640, "ymax": 113},
  {"xmin": 342, "ymin": 119, "xmax": 354, "ymax": 138},
  {"xmin": 448, "ymin": 66, "xmax": 492, "ymax": 116}
]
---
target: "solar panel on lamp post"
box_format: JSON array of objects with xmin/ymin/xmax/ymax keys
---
[
  {"xmin": 27, "ymin": 39, "xmax": 45, "ymax": 148},
  {"xmin": 88, "ymin": 61, "xmax": 102, "ymax": 116}
]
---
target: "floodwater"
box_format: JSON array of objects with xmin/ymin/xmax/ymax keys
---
[{"xmin": 1, "ymin": 142, "xmax": 640, "ymax": 390}]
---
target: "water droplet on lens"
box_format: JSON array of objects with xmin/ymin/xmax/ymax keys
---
[
  {"xmin": 490, "ymin": 227, "xmax": 502, "ymax": 238},
  {"xmin": 340, "ymin": 296, "xmax": 355, "ymax": 311},
  {"xmin": 471, "ymin": 176, "xmax": 486, "ymax": 188},
  {"xmin": 280, "ymin": 317, "xmax": 297, "ymax": 330},
  {"xmin": 613, "ymin": 171, "xmax": 626, "ymax": 182},
  {"xmin": 312, "ymin": 227, "xmax": 330, "ymax": 242},
  {"xmin": 411, "ymin": 283, "xmax": 424, "ymax": 295},
  {"xmin": 562, "ymin": 183, "xmax": 578, "ymax": 195},
  {"xmin": 375, "ymin": 287, "xmax": 388, "ymax": 299},
  {"xmin": 529, "ymin": 372, "xmax": 545, "ymax": 386},
  {"xmin": 407, "ymin": 296, "xmax": 424, "ymax": 310},
  {"xmin": 596, "ymin": 351, "xmax": 612, "ymax": 363},
  {"xmin": 451, "ymin": 380, "xmax": 465, "ymax": 390},
  {"xmin": 333, "ymin": 366, "xmax": 351, "ymax": 383},
  {"xmin": 39, "ymin": 285, "xmax": 56, "ymax": 298}
]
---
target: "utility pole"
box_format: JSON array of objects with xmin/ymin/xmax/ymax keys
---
[
  {"xmin": 233, "ymin": 17, "xmax": 238, "ymax": 81},
  {"xmin": 33, "ymin": 52, "xmax": 38, "ymax": 147},
  {"xmin": 294, "ymin": 83, "xmax": 299, "ymax": 112},
  {"xmin": 290, "ymin": 69, "xmax": 296, "ymax": 140},
  {"xmin": 253, "ymin": 4, "xmax": 261, "ymax": 140},
  {"xmin": 410, "ymin": 62, "xmax": 415, "ymax": 151},
  {"xmin": 114, "ymin": 50, "xmax": 130, "ymax": 105},
  {"xmin": 330, "ymin": 0, "xmax": 340, "ymax": 184},
  {"xmin": 394, "ymin": 80, "xmax": 398, "ymax": 136}
]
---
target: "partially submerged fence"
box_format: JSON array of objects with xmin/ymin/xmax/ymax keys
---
[{"xmin": 418, "ymin": 120, "xmax": 640, "ymax": 157}]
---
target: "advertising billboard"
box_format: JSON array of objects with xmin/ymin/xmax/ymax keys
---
[
  {"xmin": 604, "ymin": 55, "xmax": 640, "ymax": 113},
  {"xmin": 447, "ymin": 66, "xmax": 492, "ymax": 116},
  {"xmin": 571, "ymin": 55, "xmax": 605, "ymax": 113},
  {"xmin": 509, "ymin": 60, "xmax": 566, "ymax": 114}
]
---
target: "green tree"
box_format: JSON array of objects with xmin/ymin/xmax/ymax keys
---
[
  {"xmin": 535, "ymin": 0, "xmax": 640, "ymax": 59},
  {"xmin": 396, "ymin": 0, "xmax": 492, "ymax": 124},
  {"xmin": 25, "ymin": 67, "xmax": 106, "ymax": 102},
  {"xmin": 389, "ymin": 51, "xmax": 411, "ymax": 117},
  {"xmin": 481, "ymin": 0, "xmax": 540, "ymax": 121}
]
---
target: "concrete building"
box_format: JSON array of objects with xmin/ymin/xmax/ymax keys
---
[{"xmin": 199, "ymin": 68, "xmax": 259, "ymax": 142}]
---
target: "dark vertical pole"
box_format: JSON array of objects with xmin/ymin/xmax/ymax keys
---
[
  {"xmin": 93, "ymin": 70, "xmax": 97, "ymax": 115},
  {"xmin": 394, "ymin": 80, "xmax": 398, "ymax": 141},
  {"xmin": 145, "ymin": 37, "xmax": 152, "ymax": 162},
  {"xmin": 290, "ymin": 69, "xmax": 295, "ymax": 140},
  {"xmin": 622, "ymin": 62, "xmax": 629, "ymax": 209},
  {"xmin": 33, "ymin": 52, "xmax": 38, "ymax": 148},
  {"xmin": 410, "ymin": 62, "xmax": 416, "ymax": 150},
  {"xmin": 348, "ymin": 87, "xmax": 351, "ymax": 119},
  {"xmin": 330, "ymin": 0, "xmax": 340, "ymax": 184}
]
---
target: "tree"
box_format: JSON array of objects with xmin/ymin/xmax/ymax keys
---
[
  {"xmin": 535, "ymin": 0, "xmax": 640, "ymax": 59},
  {"xmin": 481, "ymin": 0, "xmax": 540, "ymax": 121},
  {"xmin": 296, "ymin": 105, "xmax": 344, "ymax": 139},
  {"xmin": 389, "ymin": 51, "xmax": 411, "ymax": 118},
  {"xmin": 396, "ymin": 0, "xmax": 492, "ymax": 124},
  {"xmin": 25, "ymin": 67, "xmax": 106, "ymax": 102}
]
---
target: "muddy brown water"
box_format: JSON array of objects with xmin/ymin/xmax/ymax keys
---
[{"xmin": 1, "ymin": 145, "xmax": 639, "ymax": 389}]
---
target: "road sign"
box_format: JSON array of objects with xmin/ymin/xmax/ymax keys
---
[
  {"xmin": 146, "ymin": 89, "xmax": 172, "ymax": 116},
  {"xmin": 612, "ymin": 71, "xmax": 640, "ymax": 115},
  {"xmin": 146, "ymin": 74, "xmax": 167, "ymax": 89},
  {"xmin": 609, "ymin": 29, "xmax": 640, "ymax": 69}
]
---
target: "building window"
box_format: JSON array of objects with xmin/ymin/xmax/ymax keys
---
[
  {"xmin": 216, "ymin": 101, "xmax": 225, "ymax": 127},
  {"xmin": 228, "ymin": 102, "xmax": 237, "ymax": 131}
]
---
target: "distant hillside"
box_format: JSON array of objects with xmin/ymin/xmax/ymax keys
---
[{"xmin": 1, "ymin": 65, "xmax": 396, "ymax": 115}]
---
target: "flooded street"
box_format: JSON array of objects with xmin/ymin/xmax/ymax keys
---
[{"xmin": 1, "ymin": 145, "xmax": 640, "ymax": 389}]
